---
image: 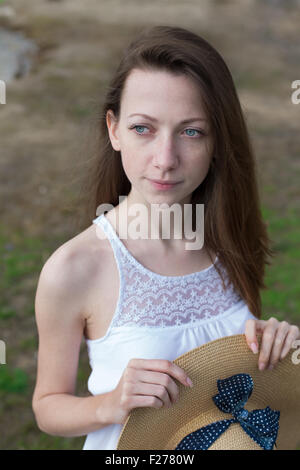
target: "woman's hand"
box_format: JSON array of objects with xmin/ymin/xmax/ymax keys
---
[
  {"xmin": 245, "ymin": 317, "xmax": 300, "ymax": 371},
  {"xmin": 100, "ymin": 358, "xmax": 193, "ymax": 425}
]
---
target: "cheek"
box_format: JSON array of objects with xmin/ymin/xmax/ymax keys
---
[
  {"xmin": 187, "ymin": 147, "xmax": 212, "ymax": 176},
  {"xmin": 120, "ymin": 150, "xmax": 142, "ymax": 180}
]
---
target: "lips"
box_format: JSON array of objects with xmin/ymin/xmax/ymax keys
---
[
  {"xmin": 149, "ymin": 178, "xmax": 181, "ymax": 185},
  {"xmin": 147, "ymin": 178, "xmax": 182, "ymax": 191}
]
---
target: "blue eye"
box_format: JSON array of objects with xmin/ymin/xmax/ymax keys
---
[
  {"xmin": 131, "ymin": 125, "xmax": 149, "ymax": 135},
  {"xmin": 184, "ymin": 129, "xmax": 202, "ymax": 137}
]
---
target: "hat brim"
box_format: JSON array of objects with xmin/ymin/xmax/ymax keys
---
[{"xmin": 116, "ymin": 334, "xmax": 300, "ymax": 450}]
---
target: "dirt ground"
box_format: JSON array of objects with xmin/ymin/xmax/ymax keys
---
[
  {"xmin": 0, "ymin": 0, "xmax": 299, "ymax": 449},
  {"xmin": 1, "ymin": 0, "xmax": 299, "ymax": 236}
]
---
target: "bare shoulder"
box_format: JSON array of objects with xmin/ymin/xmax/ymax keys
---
[{"xmin": 37, "ymin": 222, "xmax": 110, "ymax": 318}]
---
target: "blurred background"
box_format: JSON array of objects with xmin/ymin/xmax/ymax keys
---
[{"xmin": 0, "ymin": 0, "xmax": 299, "ymax": 450}]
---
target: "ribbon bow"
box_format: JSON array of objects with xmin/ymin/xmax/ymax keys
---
[{"xmin": 175, "ymin": 373, "xmax": 280, "ymax": 450}]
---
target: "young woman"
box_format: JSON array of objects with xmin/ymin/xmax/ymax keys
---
[{"xmin": 32, "ymin": 25, "xmax": 300, "ymax": 450}]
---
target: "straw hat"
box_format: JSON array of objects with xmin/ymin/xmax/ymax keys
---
[{"xmin": 116, "ymin": 334, "xmax": 300, "ymax": 450}]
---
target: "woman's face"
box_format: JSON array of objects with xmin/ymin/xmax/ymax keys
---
[{"xmin": 106, "ymin": 68, "xmax": 213, "ymax": 207}]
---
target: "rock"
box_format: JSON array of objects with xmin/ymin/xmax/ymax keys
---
[
  {"xmin": 0, "ymin": 6, "xmax": 16, "ymax": 20},
  {"xmin": 0, "ymin": 27, "xmax": 39, "ymax": 83}
]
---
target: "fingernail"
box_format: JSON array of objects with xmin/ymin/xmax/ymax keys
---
[
  {"xmin": 250, "ymin": 342, "xmax": 258, "ymax": 354},
  {"xmin": 186, "ymin": 377, "xmax": 193, "ymax": 387},
  {"xmin": 259, "ymin": 362, "xmax": 265, "ymax": 371}
]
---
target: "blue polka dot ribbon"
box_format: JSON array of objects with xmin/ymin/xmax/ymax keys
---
[{"xmin": 175, "ymin": 373, "xmax": 280, "ymax": 450}]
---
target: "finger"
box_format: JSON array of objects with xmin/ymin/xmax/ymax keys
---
[
  {"xmin": 258, "ymin": 318, "xmax": 279, "ymax": 370},
  {"xmin": 129, "ymin": 358, "xmax": 193, "ymax": 388},
  {"xmin": 132, "ymin": 369, "xmax": 179, "ymax": 404},
  {"xmin": 244, "ymin": 319, "xmax": 266, "ymax": 353},
  {"xmin": 128, "ymin": 394, "xmax": 165, "ymax": 410},
  {"xmin": 279, "ymin": 325, "xmax": 300, "ymax": 361},
  {"xmin": 133, "ymin": 382, "xmax": 173, "ymax": 408},
  {"xmin": 268, "ymin": 321, "xmax": 290, "ymax": 369}
]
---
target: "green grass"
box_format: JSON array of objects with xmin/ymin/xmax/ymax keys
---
[
  {"xmin": 0, "ymin": 367, "xmax": 28, "ymax": 395},
  {"xmin": 0, "ymin": 307, "xmax": 16, "ymax": 320},
  {"xmin": 261, "ymin": 206, "xmax": 300, "ymax": 325},
  {"xmin": 0, "ymin": 231, "xmax": 44, "ymax": 289}
]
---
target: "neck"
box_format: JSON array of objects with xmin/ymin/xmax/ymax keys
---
[{"xmin": 115, "ymin": 190, "xmax": 203, "ymax": 252}]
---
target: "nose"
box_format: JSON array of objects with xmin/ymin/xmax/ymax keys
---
[{"xmin": 152, "ymin": 134, "xmax": 179, "ymax": 171}]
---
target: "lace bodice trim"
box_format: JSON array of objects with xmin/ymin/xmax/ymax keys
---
[{"xmin": 93, "ymin": 214, "xmax": 241, "ymax": 328}]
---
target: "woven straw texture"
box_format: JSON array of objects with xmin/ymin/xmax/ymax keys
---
[{"xmin": 116, "ymin": 334, "xmax": 300, "ymax": 450}]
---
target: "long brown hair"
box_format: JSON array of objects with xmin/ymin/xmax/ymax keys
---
[{"xmin": 77, "ymin": 25, "xmax": 274, "ymax": 319}]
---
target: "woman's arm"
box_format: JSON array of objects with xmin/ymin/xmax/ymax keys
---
[{"xmin": 32, "ymin": 247, "xmax": 114, "ymax": 437}]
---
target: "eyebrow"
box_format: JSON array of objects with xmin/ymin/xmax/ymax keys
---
[{"xmin": 128, "ymin": 113, "xmax": 207, "ymax": 124}]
